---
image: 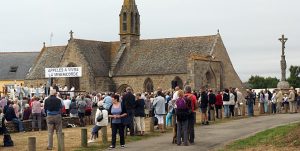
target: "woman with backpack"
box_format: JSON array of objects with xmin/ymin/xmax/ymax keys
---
[
  {"xmin": 175, "ymin": 90, "xmax": 189, "ymax": 146},
  {"xmin": 88, "ymin": 101, "xmax": 108, "ymax": 143}
]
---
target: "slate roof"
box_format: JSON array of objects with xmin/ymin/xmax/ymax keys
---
[
  {"xmin": 114, "ymin": 35, "xmax": 217, "ymax": 76},
  {"xmin": 72, "ymin": 39, "xmax": 112, "ymax": 77},
  {"xmin": 26, "ymin": 46, "xmax": 66, "ymax": 79},
  {"xmin": 0, "ymin": 52, "xmax": 39, "ymax": 80}
]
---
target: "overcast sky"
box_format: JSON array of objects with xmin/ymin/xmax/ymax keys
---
[{"xmin": 0, "ymin": 0, "xmax": 299, "ymax": 82}]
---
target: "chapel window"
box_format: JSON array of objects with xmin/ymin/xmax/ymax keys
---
[
  {"xmin": 9, "ymin": 66, "xmax": 18, "ymax": 72},
  {"xmin": 123, "ymin": 12, "xmax": 127, "ymax": 32}
]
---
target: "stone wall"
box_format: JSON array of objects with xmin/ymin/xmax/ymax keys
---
[
  {"xmin": 58, "ymin": 42, "xmax": 95, "ymax": 92},
  {"xmin": 112, "ymin": 74, "xmax": 187, "ymax": 93},
  {"xmin": 189, "ymin": 60, "xmax": 222, "ymax": 91},
  {"xmin": 212, "ymin": 35, "xmax": 244, "ymax": 91}
]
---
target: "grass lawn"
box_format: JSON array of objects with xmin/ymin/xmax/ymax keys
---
[{"xmin": 221, "ymin": 122, "xmax": 300, "ymax": 151}]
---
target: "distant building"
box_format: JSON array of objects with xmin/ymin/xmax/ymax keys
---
[
  {"xmin": 24, "ymin": 0, "xmax": 243, "ymax": 93},
  {"xmin": 0, "ymin": 52, "xmax": 39, "ymax": 94}
]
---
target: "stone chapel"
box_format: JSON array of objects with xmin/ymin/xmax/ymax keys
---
[{"xmin": 25, "ymin": 0, "xmax": 244, "ymax": 93}]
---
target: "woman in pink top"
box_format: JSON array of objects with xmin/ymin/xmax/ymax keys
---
[
  {"xmin": 31, "ymin": 97, "xmax": 42, "ymax": 131},
  {"xmin": 12, "ymin": 98, "xmax": 20, "ymax": 118}
]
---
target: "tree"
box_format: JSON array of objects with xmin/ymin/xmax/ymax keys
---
[
  {"xmin": 287, "ymin": 65, "xmax": 300, "ymax": 88},
  {"xmin": 248, "ymin": 75, "xmax": 279, "ymax": 89}
]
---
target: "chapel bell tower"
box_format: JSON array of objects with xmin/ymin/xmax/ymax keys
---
[{"xmin": 119, "ymin": 0, "xmax": 140, "ymax": 44}]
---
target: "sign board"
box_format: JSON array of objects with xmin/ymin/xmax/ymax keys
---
[{"xmin": 45, "ymin": 67, "xmax": 82, "ymax": 78}]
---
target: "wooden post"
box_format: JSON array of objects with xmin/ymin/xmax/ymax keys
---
[
  {"xmin": 219, "ymin": 108, "xmax": 223, "ymax": 119},
  {"xmin": 150, "ymin": 117, "xmax": 154, "ymax": 132},
  {"xmin": 210, "ymin": 108, "xmax": 216, "ymax": 121},
  {"xmin": 101, "ymin": 126, "xmax": 108, "ymax": 144},
  {"xmin": 242, "ymin": 105, "xmax": 246, "ymax": 116},
  {"xmin": 81, "ymin": 128, "xmax": 87, "ymax": 147},
  {"xmin": 57, "ymin": 132, "xmax": 65, "ymax": 151},
  {"xmin": 268, "ymin": 103, "xmax": 272, "ymax": 114},
  {"xmin": 28, "ymin": 137, "xmax": 36, "ymax": 151},
  {"xmin": 259, "ymin": 103, "xmax": 264, "ymax": 115},
  {"xmin": 172, "ymin": 115, "xmax": 176, "ymax": 127},
  {"xmin": 163, "ymin": 115, "xmax": 166, "ymax": 129}
]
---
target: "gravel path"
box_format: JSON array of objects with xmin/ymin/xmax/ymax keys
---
[{"xmin": 111, "ymin": 113, "xmax": 300, "ymax": 151}]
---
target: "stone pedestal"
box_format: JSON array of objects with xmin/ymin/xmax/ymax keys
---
[{"xmin": 277, "ymin": 81, "xmax": 290, "ymax": 94}]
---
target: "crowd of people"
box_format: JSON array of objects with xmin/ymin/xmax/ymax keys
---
[{"xmin": 0, "ymin": 82, "xmax": 300, "ymax": 150}]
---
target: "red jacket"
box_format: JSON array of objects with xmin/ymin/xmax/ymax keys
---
[
  {"xmin": 215, "ymin": 94, "xmax": 223, "ymax": 106},
  {"xmin": 185, "ymin": 93, "xmax": 197, "ymax": 112}
]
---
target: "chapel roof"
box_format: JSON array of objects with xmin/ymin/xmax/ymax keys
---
[
  {"xmin": 26, "ymin": 46, "xmax": 66, "ymax": 79},
  {"xmin": 114, "ymin": 34, "xmax": 218, "ymax": 76},
  {"xmin": 0, "ymin": 52, "xmax": 39, "ymax": 80},
  {"xmin": 71, "ymin": 39, "xmax": 113, "ymax": 77}
]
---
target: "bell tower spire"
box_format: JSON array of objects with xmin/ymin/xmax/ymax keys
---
[{"xmin": 119, "ymin": 0, "xmax": 140, "ymax": 44}]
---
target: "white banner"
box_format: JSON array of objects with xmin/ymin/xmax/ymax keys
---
[{"xmin": 45, "ymin": 67, "xmax": 82, "ymax": 78}]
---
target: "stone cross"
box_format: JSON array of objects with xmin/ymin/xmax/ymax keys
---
[
  {"xmin": 278, "ymin": 34, "xmax": 288, "ymax": 81},
  {"xmin": 279, "ymin": 34, "xmax": 288, "ymax": 56},
  {"xmin": 69, "ymin": 30, "xmax": 74, "ymax": 39}
]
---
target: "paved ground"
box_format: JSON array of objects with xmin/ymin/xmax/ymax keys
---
[{"xmin": 109, "ymin": 113, "xmax": 300, "ymax": 151}]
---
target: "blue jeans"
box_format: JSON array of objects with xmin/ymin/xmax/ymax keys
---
[
  {"xmin": 12, "ymin": 118, "xmax": 24, "ymax": 132},
  {"xmin": 247, "ymin": 101, "xmax": 254, "ymax": 116},
  {"xmin": 177, "ymin": 119, "xmax": 188, "ymax": 145},
  {"xmin": 166, "ymin": 112, "xmax": 173, "ymax": 126},
  {"xmin": 264, "ymin": 101, "xmax": 268, "ymax": 113},
  {"xmin": 224, "ymin": 105, "xmax": 230, "ymax": 117}
]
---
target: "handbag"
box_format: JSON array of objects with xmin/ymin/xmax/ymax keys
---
[{"xmin": 96, "ymin": 110, "xmax": 103, "ymax": 122}]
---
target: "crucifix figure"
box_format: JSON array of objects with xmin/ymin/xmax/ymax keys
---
[
  {"xmin": 69, "ymin": 30, "xmax": 74, "ymax": 39},
  {"xmin": 278, "ymin": 34, "xmax": 288, "ymax": 81}
]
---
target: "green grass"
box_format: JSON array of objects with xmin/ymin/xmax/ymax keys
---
[{"xmin": 220, "ymin": 122, "xmax": 300, "ymax": 151}]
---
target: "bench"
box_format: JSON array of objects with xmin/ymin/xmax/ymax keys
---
[{"xmin": 5, "ymin": 117, "xmax": 81, "ymax": 133}]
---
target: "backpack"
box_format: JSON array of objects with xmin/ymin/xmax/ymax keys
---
[
  {"xmin": 183, "ymin": 95, "xmax": 192, "ymax": 111},
  {"xmin": 223, "ymin": 93, "xmax": 229, "ymax": 101},
  {"xmin": 176, "ymin": 98, "xmax": 187, "ymax": 109},
  {"xmin": 3, "ymin": 134, "xmax": 14, "ymax": 147}
]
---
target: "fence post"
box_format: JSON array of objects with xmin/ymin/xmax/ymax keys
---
[
  {"xmin": 150, "ymin": 117, "xmax": 154, "ymax": 132},
  {"xmin": 28, "ymin": 137, "xmax": 36, "ymax": 151},
  {"xmin": 172, "ymin": 115, "xmax": 175, "ymax": 127},
  {"xmin": 268, "ymin": 103, "xmax": 272, "ymax": 114},
  {"xmin": 57, "ymin": 132, "xmax": 65, "ymax": 151},
  {"xmin": 81, "ymin": 128, "xmax": 87, "ymax": 147},
  {"xmin": 242, "ymin": 104, "xmax": 246, "ymax": 116},
  {"xmin": 163, "ymin": 115, "xmax": 166, "ymax": 129},
  {"xmin": 101, "ymin": 126, "xmax": 108, "ymax": 144}
]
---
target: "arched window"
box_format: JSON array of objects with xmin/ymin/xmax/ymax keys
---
[
  {"xmin": 144, "ymin": 78, "xmax": 154, "ymax": 93},
  {"xmin": 117, "ymin": 84, "xmax": 132, "ymax": 94},
  {"xmin": 66, "ymin": 63, "xmax": 80, "ymax": 90},
  {"xmin": 131, "ymin": 12, "xmax": 134, "ymax": 33},
  {"xmin": 123, "ymin": 12, "xmax": 127, "ymax": 32},
  {"xmin": 135, "ymin": 13, "xmax": 139, "ymax": 34},
  {"xmin": 171, "ymin": 76, "xmax": 183, "ymax": 89}
]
